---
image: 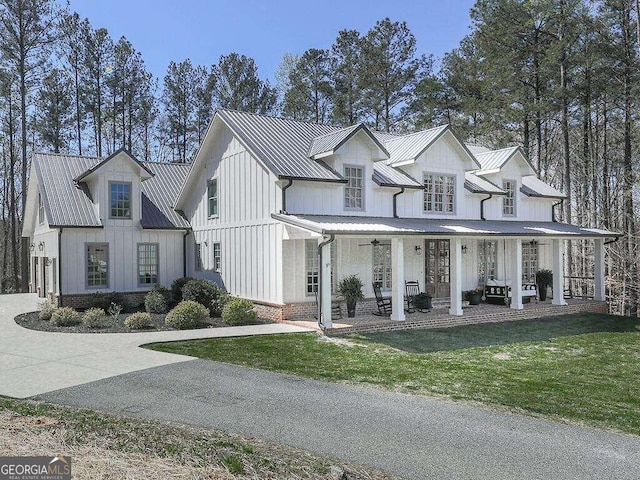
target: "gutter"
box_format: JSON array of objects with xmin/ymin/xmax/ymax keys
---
[
  {"xmin": 182, "ymin": 229, "xmax": 191, "ymax": 277},
  {"xmin": 392, "ymin": 187, "xmax": 405, "ymax": 218},
  {"xmin": 480, "ymin": 194, "xmax": 493, "ymax": 221},
  {"xmin": 280, "ymin": 178, "xmax": 293, "ymax": 214},
  {"xmin": 316, "ymin": 234, "xmax": 335, "ymax": 329},
  {"xmin": 58, "ymin": 228, "xmax": 63, "ymax": 307},
  {"xmin": 552, "ymin": 199, "xmax": 564, "ymax": 222}
]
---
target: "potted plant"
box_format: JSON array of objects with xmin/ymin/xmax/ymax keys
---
[
  {"xmin": 414, "ymin": 292, "xmax": 432, "ymax": 310},
  {"xmin": 535, "ymin": 269, "xmax": 553, "ymax": 301},
  {"xmin": 338, "ymin": 275, "xmax": 365, "ymax": 318},
  {"xmin": 464, "ymin": 288, "xmax": 483, "ymax": 306}
]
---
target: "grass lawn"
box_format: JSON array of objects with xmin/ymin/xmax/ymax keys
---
[{"xmin": 147, "ymin": 313, "xmax": 640, "ymax": 436}]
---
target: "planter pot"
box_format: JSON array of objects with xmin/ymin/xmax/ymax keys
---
[
  {"xmin": 414, "ymin": 295, "xmax": 432, "ymax": 310},
  {"xmin": 346, "ymin": 301, "xmax": 356, "ymax": 318},
  {"xmin": 538, "ymin": 286, "xmax": 547, "ymax": 301},
  {"xmin": 468, "ymin": 293, "xmax": 482, "ymax": 305}
]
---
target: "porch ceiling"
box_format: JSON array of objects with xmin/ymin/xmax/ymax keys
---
[{"xmin": 272, "ymin": 213, "xmax": 621, "ymax": 239}]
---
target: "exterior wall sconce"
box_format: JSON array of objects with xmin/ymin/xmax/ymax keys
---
[
  {"xmin": 30, "ymin": 243, "xmax": 35, "ymax": 251},
  {"xmin": 44, "ymin": 258, "xmax": 52, "ymax": 266},
  {"xmin": 461, "ymin": 244, "xmax": 468, "ymax": 254},
  {"xmin": 414, "ymin": 245, "xmax": 422, "ymax": 255},
  {"xmin": 38, "ymin": 241, "xmax": 45, "ymax": 251}
]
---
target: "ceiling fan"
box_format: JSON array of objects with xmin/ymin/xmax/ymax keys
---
[{"xmin": 358, "ymin": 238, "xmax": 391, "ymax": 247}]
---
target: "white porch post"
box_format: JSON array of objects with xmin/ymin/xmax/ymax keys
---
[
  {"xmin": 449, "ymin": 237, "xmax": 463, "ymax": 316},
  {"xmin": 319, "ymin": 239, "xmax": 332, "ymax": 328},
  {"xmin": 510, "ymin": 239, "xmax": 523, "ymax": 310},
  {"xmin": 594, "ymin": 238, "xmax": 605, "ymax": 301},
  {"xmin": 552, "ymin": 238, "xmax": 567, "ymax": 306},
  {"xmin": 391, "ymin": 237, "xmax": 405, "ymax": 321}
]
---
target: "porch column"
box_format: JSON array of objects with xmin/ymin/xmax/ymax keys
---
[
  {"xmin": 449, "ymin": 237, "xmax": 463, "ymax": 316},
  {"xmin": 552, "ymin": 238, "xmax": 567, "ymax": 306},
  {"xmin": 510, "ymin": 239, "xmax": 523, "ymax": 310},
  {"xmin": 391, "ymin": 237, "xmax": 405, "ymax": 321},
  {"xmin": 319, "ymin": 239, "xmax": 332, "ymax": 328},
  {"xmin": 594, "ymin": 238, "xmax": 605, "ymax": 301}
]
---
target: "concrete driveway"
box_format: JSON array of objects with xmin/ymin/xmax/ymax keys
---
[{"xmin": 0, "ymin": 293, "xmax": 311, "ymax": 398}]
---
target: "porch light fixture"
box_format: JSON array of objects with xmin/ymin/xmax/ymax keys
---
[
  {"xmin": 30, "ymin": 243, "xmax": 35, "ymax": 251},
  {"xmin": 44, "ymin": 258, "xmax": 52, "ymax": 266},
  {"xmin": 461, "ymin": 244, "xmax": 468, "ymax": 254},
  {"xmin": 414, "ymin": 245, "xmax": 422, "ymax": 255},
  {"xmin": 38, "ymin": 241, "xmax": 45, "ymax": 251}
]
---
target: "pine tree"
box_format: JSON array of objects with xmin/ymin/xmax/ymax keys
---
[
  {"xmin": 36, "ymin": 68, "xmax": 73, "ymax": 153},
  {"xmin": 330, "ymin": 29, "xmax": 363, "ymax": 126}
]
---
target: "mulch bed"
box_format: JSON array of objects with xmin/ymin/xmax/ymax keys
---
[{"xmin": 15, "ymin": 311, "xmax": 268, "ymax": 334}]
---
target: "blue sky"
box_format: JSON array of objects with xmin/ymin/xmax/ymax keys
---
[{"xmin": 68, "ymin": 0, "xmax": 476, "ymax": 83}]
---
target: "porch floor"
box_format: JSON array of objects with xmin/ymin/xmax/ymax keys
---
[{"xmin": 283, "ymin": 299, "xmax": 608, "ymax": 335}]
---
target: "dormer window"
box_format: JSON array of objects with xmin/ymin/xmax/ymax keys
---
[
  {"xmin": 344, "ymin": 166, "xmax": 364, "ymax": 210},
  {"xmin": 424, "ymin": 173, "xmax": 455, "ymax": 213},
  {"xmin": 109, "ymin": 181, "xmax": 131, "ymax": 219},
  {"xmin": 503, "ymin": 180, "xmax": 516, "ymax": 216}
]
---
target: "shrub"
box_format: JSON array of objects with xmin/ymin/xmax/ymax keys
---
[
  {"xmin": 165, "ymin": 300, "xmax": 208, "ymax": 330},
  {"xmin": 222, "ymin": 298, "xmax": 257, "ymax": 326},
  {"xmin": 211, "ymin": 289, "xmax": 230, "ymax": 317},
  {"xmin": 182, "ymin": 279, "xmax": 222, "ymax": 316},
  {"xmin": 145, "ymin": 290, "xmax": 167, "ymax": 314},
  {"xmin": 51, "ymin": 307, "xmax": 80, "ymax": 327},
  {"xmin": 124, "ymin": 312, "xmax": 153, "ymax": 330},
  {"xmin": 82, "ymin": 308, "xmax": 106, "ymax": 328},
  {"xmin": 38, "ymin": 301, "xmax": 56, "ymax": 321},
  {"xmin": 170, "ymin": 276, "xmax": 194, "ymax": 305},
  {"xmin": 90, "ymin": 291, "xmax": 130, "ymax": 312}
]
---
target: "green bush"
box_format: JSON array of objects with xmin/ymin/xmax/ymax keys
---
[
  {"xmin": 51, "ymin": 307, "xmax": 80, "ymax": 327},
  {"xmin": 222, "ymin": 298, "xmax": 257, "ymax": 326},
  {"xmin": 145, "ymin": 290, "xmax": 167, "ymax": 314},
  {"xmin": 38, "ymin": 301, "xmax": 56, "ymax": 321},
  {"xmin": 82, "ymin": 308, "xmax": 106, "ymax": 328},
  {"xmin": 90, "ymin": 291, "xmax": 129, "ymax": 312},
  {"xmin": 170, "ymin": 277, "xmax": 194, "ymax": 305},
  {"xmin": 182, "ymin": 279, "xmax": 223, "ymax": 316},
  {"xmin": 165, "ymin": 300, "xmax": 208, "ymax": 330},
  {"xmin": 124, "ymin": 312, "xmax": 153, "ymax": 330}
]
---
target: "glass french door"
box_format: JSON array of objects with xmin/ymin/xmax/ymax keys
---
[{"xmin": 425, "ymin": 240, "xmax": 450, "ymax": 298}]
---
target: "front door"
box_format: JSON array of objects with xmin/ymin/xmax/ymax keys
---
[{"xmin": 425, "ymin": 240, "xmax": 450, "ymax": 298}]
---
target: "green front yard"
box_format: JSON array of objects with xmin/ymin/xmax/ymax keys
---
[{"xmin": 147, "ymin": 313, "xmax": 640, "ymax": 436}]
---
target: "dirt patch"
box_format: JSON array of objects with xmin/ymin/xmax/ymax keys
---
[{"xmin": 492, "ymin": 352, "xmax": 512, "ymax": 360}]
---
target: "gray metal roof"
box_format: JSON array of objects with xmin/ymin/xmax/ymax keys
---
[
  {"xmin": 372, "ymin": 163, "xmax": 422, "ymax": 188},
  {"xmin": 308, "ymin": 125, "xmax": 359, "ymax": 158},
  {"xmin": 464, "ymin": 172, "xmax": 505, "ymax": 194},
  {"xmin": 272, "ymin": 213, "xmax": 621, "ymax": 238},
  {"xmin": 521, "ymin": 175, "xmax": 565, "ymax": 199},
  {"xmin": 474, "ymin": 146, "xmax": 521, "ymax": 173},
  {"xmin": 34, "ymin": 153, "xmax": 190, "ymax": 229},
  {"xmin": 383, "ymin": 125, "xmax": 449, "ymax": 165},
  {"xmin": 74, "ymin": 148, "xmax": 154, "ymax": 182}
]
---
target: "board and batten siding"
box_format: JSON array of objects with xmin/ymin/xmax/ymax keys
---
[
  {"xmin": 61, "ymin": 228, "xmax": 184, "ymax": 294},
  {"xmin": 184, "ymin": 124, "xmax": 284, "ymax": 304}
]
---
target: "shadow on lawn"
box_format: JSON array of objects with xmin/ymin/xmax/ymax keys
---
[{"xmin": 354, "ymin": 313, "xmax": 640, "ymax": 354}]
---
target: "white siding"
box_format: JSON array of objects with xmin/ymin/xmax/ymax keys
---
[
  {"xmin": 183, "ymin": 125, "xmax": 284, "ymax": 304},
  {"xmin": 61, "ymin": 228, "xmax": 184, "ymax": 294}
]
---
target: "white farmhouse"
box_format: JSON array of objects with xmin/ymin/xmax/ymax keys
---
[{"xmin": 23, "ymin": 110, "xmax": 618, "ymax": 325}]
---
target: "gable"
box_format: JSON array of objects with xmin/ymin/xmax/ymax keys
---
[{"xmin": 74, "ymin": 148, "xmax": 153, "ymax": 182}]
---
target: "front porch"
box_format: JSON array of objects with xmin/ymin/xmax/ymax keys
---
[{"xmin": 284, "ymin": 298, "xmax": 608, "ymax": 335}]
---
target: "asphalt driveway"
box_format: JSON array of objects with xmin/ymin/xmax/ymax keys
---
[{"xmin": 39, "ymin": 359, "xmax": 640, "ymax": 480}]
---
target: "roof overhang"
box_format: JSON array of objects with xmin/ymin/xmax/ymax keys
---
[{"xmin": 272, "ymin": 213, "xmax": 622, "ymax": 239}]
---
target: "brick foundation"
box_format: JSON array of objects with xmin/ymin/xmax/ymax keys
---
[{"xmin": 60, "ymin": 291, "xmax": 148, "ymax": 310}]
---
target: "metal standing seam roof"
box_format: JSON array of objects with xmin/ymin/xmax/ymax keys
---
[
  {"xmin": 473, "ymin": 146, "xmax": 521, "ymax": 172},
  {"xmin": 521, "ymin": 175, "xmax": 566, "ymax": 199},
  {"xmin": 372, "ymin": 163, "xmax": 422, "ymax": 188},
  {"xmin": 464, "ymin": 172, "xmax": 506, "ymax": 194},
  {"xmin": 272, "ymin": 213, "xmax": 621, "ymax": 238},
  {"xmin": 308, "ymin": 125, "xmax": 360, "ymax": 158},
  {"xmin": 34, "ymin": 153, "xmax": 191, "ymax": 229},
  {"xmin": 383, "ymin": 124, "xmax": 449, "ymax": 165}
]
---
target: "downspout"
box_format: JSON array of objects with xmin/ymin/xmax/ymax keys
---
[
  {"xmin": 182, "ymin": 229, "xmax": 191, "ymax": 277},
  {"xmin": 392, "ymin": 187, "xmax": 405, "ymax": 218},
  {"xmin": 480, "ymin": 194, "xmax": 493, "ymax": 221},
  {"xmin": 58, "ymin": 228, "xmax": 63, "ymax": 307},
  {"xmin": 316, "ymin": 234, "xmax": 335, "ymax": 329},
  {"xmin": 280, "ymin": 178, "xmax": 293, "ymax": 214},
  {"xmin": 552, "ymin": 199, "xmax": 564, "ymax": 222}
]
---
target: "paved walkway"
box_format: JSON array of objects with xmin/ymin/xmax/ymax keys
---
[
  {"xmin": 0, "ymin": 294, "xmax": 312, "ymax": 398},
  {"xmin": 39, "ymin": 360, "xmax": 640, "ymax": 480}
]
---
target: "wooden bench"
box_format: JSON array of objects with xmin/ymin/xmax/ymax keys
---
[{"xmin": 484, "ymin": 280, "xmax": 537, "ymax": 305}]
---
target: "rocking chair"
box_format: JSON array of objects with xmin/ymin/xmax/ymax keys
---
[{"xmin": 372, "ymin": 282, "xmax": 392, "ymax": 316}]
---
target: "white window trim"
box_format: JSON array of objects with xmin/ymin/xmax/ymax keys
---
[
  {"xmin": 137, "ymin": 243, "xmax": 159, "ymax": 287},
  {"xmin": 372, "ymin": 243, "xmax": 392, "ymax": 291},
  {"xmin": 502, "ymin": 179, "xmax": 517, "ymax": 217},
  {"xmin": 38, "ymin": 193, "xmax": 45, "ymax": 225},
  {"xmin": 213, "ymin": 242, "xmax": 221, "ymax": 272},
  {"xmin": 305, "ymin": 239, "xmax": 319, "ymax": 297},
  {"xmin": 86, "ymin": 242, "xmax": 109, "ymax": 289},
  {"xmin": 343, "ymin": 164, "xmax": 365, "ymax": 211},
  {"xmin": 108, "ymin": 181, "xmax": 132, "ymax": 220},
  {"xmin": 208, "ymin": 178, "xmax": 219, "ymax": 219},
  {"xmin": 423, "ymin": 172, "xmax": 457, "ymax": 215}
]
